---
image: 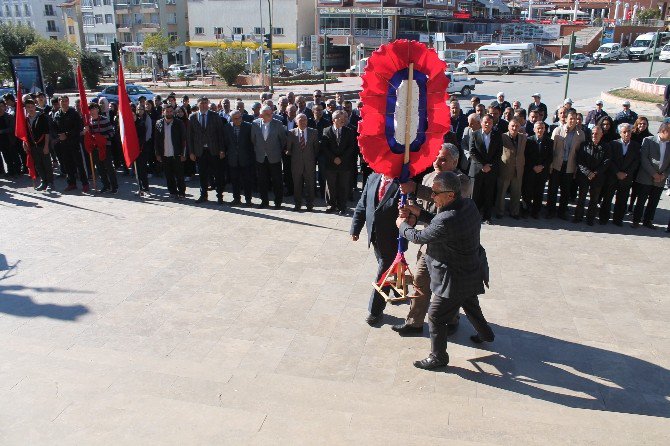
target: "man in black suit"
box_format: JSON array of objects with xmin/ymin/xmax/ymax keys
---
[
  {"xmin": 295, "ymin": 96, "xmax": 314, "ymax": 120},
  {"xmin": 321, "ymin": 110, "xmax": 356, "ymax": 215},
  {"xmin": 224, "ymin": 110, "xmax": 255, "ymax": 205},
  {"xmin": 187, "ymin": 97, "xmax": 227, "ymax": 203},
  {"xmin": 350, "ymin": 172, "xmax": 401, "ymax": 326},
  {"xmin": 599, "ymin": 123, "xmax": 640, "ymax": 226},
  {"xmin": 491, "ymin": 92, "xmax": 511, "ymax": 112},
  {"xmin": 398, "ymin": 171, "xmax": 493, "ymax": 370},
  {"xmin": 523, "ymin": 121, "xmax": 553, "ymax": 218},
  {"xmin": 311, "ymin": 105, "xmax": 331, "ymax": 197},
  {"xmin": 468, "ymin": 114, "xmax": 503, "ymax": 224},
  {"xmin": 527, "ymin": 93, "xmax": 547, "ymax": 122},
  {"xmin": 450, "ymin": 99, "xmax": 469, "ymax": 147},
  {"xmin": 574, "ymin": 126, "xmax": 610, "ymax": 225},
  {"xmin": 488, "ymin": 104, "xmax": 508, "ymax": 134},
  {"xmin": 154, "ymin": 104, "xmax": 187, "ymax": 199}
]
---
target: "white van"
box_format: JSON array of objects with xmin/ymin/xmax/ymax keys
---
[
  {"xmin": 660, "ymin": 44, "xmax": 670, "ymax": 62},
  {"xmin": 593, "ymin": 43, "xmax": 624, "ymax": 61},
  {"xmin": 628, "ymin": 32, "xmax": 667, "ymax": 60}
]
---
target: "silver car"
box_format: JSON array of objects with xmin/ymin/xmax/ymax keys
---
[{"xmin": 555, "ymin": 53, "xmax": 590, "ymax": 70}]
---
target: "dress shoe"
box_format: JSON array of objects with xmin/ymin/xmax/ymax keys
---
[
  {"xmin": 217, "ymin": 197, "xmax": 224, "ymax": 205},
  {"xmin": 365, "ymin": 313, "xmax": 382, "ymax": 326},
  {"xmin": 44, "ymin": 185, "xmax": 53, "ymax": 193},
  {"xmin": 231, "ymin": 199, "xmax": 242, "ymax": 206},
  {"xmin": 483, "ymin": 219, "xmax": 493, "ymax": 225},
  {"xmin": 82, "ymin": 184, "xmax": 90, "ymax": 193},
  {"xmin": 98, "ymin": 185, "xmax": 110, "ymax": 194},
  {"xmin": 257, "ymin": 202, "xmax": 268, "ymax": 209},
  {"xmin": 273, "ymin": 203, "xmax": 282, "ymax": 209},
  {"xmin": 643, "ymin": 221, "xmax": 656, "ymax": 230},
  {"xmin": 293, "ymin": 205, "xmax": 302, "ymax": 211},
  {"xmin": 306, "ymin": 206, "xmax": 314, "ymax": 212},
  {"xmin": 35, "ymin": 182, "xmax": 47, "ymax": 191},
  {"xmin": 470, "ymin": 334, "xmax": 494, "ymax": 344},
  {"xmin": 666, "ymin": 226, "xmax": 670, "ymax": 233},
  {"xmin": 630, "ymin": 222, "xmax": 640, "ymax": 229},
  {"xmin": 338, "ymin": 210, "xmax": 348, "ymax": 216},
  {"xmin": 325, "ymin": 206, "xmax": 337, "ymax": 214},
  {"xmin": 111, "ymin": 187, "xmax": 118, "ymax": 194},
  {"xmin": 599, "ymin": 219, "xmax": 608, "ymax": 225},
  {"xmin": 586, "ymin": 219, "xmax": 594, "ymax": 226},
  {"xmin": 413, "ymin": 354, "xmax": 449, "ymax": 370},
  {"xmin": 391, "ymin": 323, "xmax": 423, "ymax": 335},
  {"xmin": 196, "ymin": 196, "xmax": 208, "ymax": 203}
]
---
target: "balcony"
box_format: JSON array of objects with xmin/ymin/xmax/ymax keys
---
[
  {"xmin": 47, "ymin": 26, "xmax": 60, "ymax": 33},
  {"xmin": 117, "ymin": 24, "xmax": 131, "ymax": 32},
  {"xmin": 142, "ymin": 22, "xmax": 160, "ymax": 29},
  {"xmin": 319, "ymin": 27, "xmax": 351, "ymax": 36}
]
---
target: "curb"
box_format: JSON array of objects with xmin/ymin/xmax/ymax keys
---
[{"xmin": 600, "ymin": 90, "xmax": 664, "ymax": 122}]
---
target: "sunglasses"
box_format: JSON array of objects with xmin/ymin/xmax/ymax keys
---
[{"xmin": 431, "ymin": 190, "xmax": 453, "ymax": 197}]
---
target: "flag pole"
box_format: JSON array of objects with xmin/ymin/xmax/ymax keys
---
[
  {"xmin": 133, "ymin": 161, "xmax": 143, "ymax": 197},
  {"xmin": 88, "ymin": 152, "xmax": 97, "ymax": 190}
]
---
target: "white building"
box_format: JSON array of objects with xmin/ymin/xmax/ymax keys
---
[
  {"xmin": 81, "ymin": 0, "xmax": 117, "ymax": 61},
  {"xmin": 0, "ymin": 0, "xmax": 66, "ymax": 40},
  {"xmin": 186, "ymin": 0, "xmax": 316, "ymax": 68}
]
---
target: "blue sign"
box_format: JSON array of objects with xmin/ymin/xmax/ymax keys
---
[{"xmin": 602, "ymin": 28, "xmax": 615, "ymax": 44}]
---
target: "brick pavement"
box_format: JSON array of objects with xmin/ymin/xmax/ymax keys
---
[{"xmin": 1, "ymin": 175, "xmax": 669, "ymax": 444}]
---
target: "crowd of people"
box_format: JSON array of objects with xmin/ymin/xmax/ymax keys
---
[{"xmin": 0, "ymin": 88, "xmax": 668, "ymax": 231}]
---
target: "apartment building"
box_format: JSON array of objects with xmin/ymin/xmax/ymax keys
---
[{"xmin": 0, "ymin": 0, "xmax": 66, "ymax": 40}]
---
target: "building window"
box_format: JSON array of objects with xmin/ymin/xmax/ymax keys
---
[
  {"xmin": 83, "ymin": 14, "xmax": 95, "ymax": 27},
  {"xmin": 253, "ymin": 27, "xmax": 265, "ymax": 35},
  {"xmin": 167, "ymin": 13, "xmax": 176, "ymax": 24},
  {"xmin": 104, "ymin": 0, "xmax": 112, "ymax": 5},
  {"xmin": 14, "ymin": 5, "xmax": 21, "ymax": 17},
  {"xmin": 105, "ymin": 14, "xmax": 113, "ymax": 23},
  {"xmin": 44, "ymin": 5, "xmax": 55, "ymax": 16},
  {"xmin": 272, "ymin": 27, "xmax": 283, "ymax": 36},
  {"xmin": 213, "ymin": 26, "xmax": 224, "ymax": 36},
  {"xmin": 168, "ymin": 31, "xmax": 178, "ymax": 42},
  {"xmin": 134, "ymin": 13, "xmax": 142, "ymax": 24},
  {"xmin": 232, "ymin": 27, "xmax": 243, "ymax": 35},
  {"xmin": 166, "ymin": 0, "xmax": 176, "ymax": 4},
  {"xmin": 194, "ymin": 26, "xmax": 204, "ymax": 35},
  {"xmin": 47, "ymin": 20, "xmax": 58, "ymax": 32},
  {"xmin": 4, "ymin": 5, "xmax": 10, "ymax": 17},
  {"xmin": 135, "ymin": 32, "xmax": 143, "ymax": 42},
  {"xmin": 23, "ymin": 4, "xmax": 30, "ymax": 16},
  {"xmin": 122, "ymin": 32, "xmax": 132, "ymax": 42},
  {"xmin": 95, "ymin": 14, "xmax": 103, "ymax": 24},
  {"xmin": 93, "ymin": 0, "xmax": 102, "ymax": 6},
  {"xmin": 68, "ymin": 25, "xmax": 75, "ymax": 34}
]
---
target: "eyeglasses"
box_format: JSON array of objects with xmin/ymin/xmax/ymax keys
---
[{"xmin": 430, "ymin": 190, "xmax": 453, "ymax": 197}]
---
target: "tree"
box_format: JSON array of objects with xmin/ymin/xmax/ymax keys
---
[
  {"xmin": 637, "ymin": 8, "xmax": 661, "ymax": 20},
  {"xmin": 143, "ymin": 33, "xmax": 173, "ymax": 70},
  {"xmin": 211, "ymin": 50, "xmax": 246, "ymax": 86},
  {"xmin": 80, "ymin": 51, "xmax": 104, "ymax": 89},
  {"xmin": 0, "ymin": 23, "xmax": 39, "ymax": 79},
  {"xmin": 26, "ymin": 39, "xmax": 78, "ymax": 86}
]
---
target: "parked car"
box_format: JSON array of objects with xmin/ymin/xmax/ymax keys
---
[
  {"xmin": 593, "ymin": 43, "xmax": 624, "ymax": 62},
  {"xmin": 554, "ymin": 53, "xmax": 590, "ymax": 69},
  {"xmin": 446, "ymin": 71, "xmax": 477, "ymax": 96},
  {"xmin": 95, "ymin": 84, "xmax": 154, "ymax": 104},
  {"xmin": 659, "ymin": 44, "xmax": 670, "ymax": 62},
  {"xmin": 168, "ymin": 64, "xmax": 196, "ymax": 77}
]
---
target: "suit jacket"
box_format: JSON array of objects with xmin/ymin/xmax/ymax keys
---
[
  {"xmin": 250, "ymin": 118, "xmax": 287, "ymax": 164},
  {"xmin": 154, "ymin": 118, "xmax": 186, "ymax": 157},
  {"xmin": 551, "ymin": 125, "xmax": 586, "ymax": 173},
  {"xmin": 525, "ymin": 134, "xmax": 553, "ymax": 174},
  {"xmin": 350, "ymin": 173, "xmax": 400, "ymax": 248},
  {"xmin": 450, "ymin": 112, "xmax": 469, "ymax": 144},
  {"xmin": 273, "ymin": 112, "xmax": 288, "ymax": 127},
  {"xmin": 577, "ymin": 140, "xmax": 610, "ymax": 183},
  {"xmin": 321, "ymin": 125, "xmax": 356, "ymax": 171},
  {"xmin": 186, "ymin": 110, "xmax": 225, "ymax": 157},
  {"xmin": 400, "ymin": 197, "xmax": 486, "ymax": 298},
  {"xmin": 311, "ymin": 116, "xmax": 331, "ymax": 142},
  {"xmin": 467, "ymin": 129, "xmax": 503, "ymax": 177},
  {"xmin": 584, "ymin": 109, "xmax": 608, "ymax": 127},
  {"xmin": 500, "ymin": 132, "xmax": 527, "ymax": 179},
  {"xmin": 493, "ymin": 119, "xmax": 508, "ymax": 134},
  {"xmin": 286, "ymin": 127, "xmax": 319, "ymax": 173},
  {"xmin": 297, "ymin": 107, "xmax": 314, "ymax": 120},
  {"xmin": 614, "ymin": 110, "xmax": 638, "ymax": 126},
  {"xmin": 223, "ymin": 121, "xmax": 255, "ymax": 168},
  {"xmin": 636, "ymin": 135, "xmax": 670, "ymax": 187},
  {"xmin": 608, "ymin": 139, "xmax": 640, "ymax": 182}
]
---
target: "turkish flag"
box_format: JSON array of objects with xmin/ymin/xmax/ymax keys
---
[
  {"xmin": 117, "ymin": 60, "xmax": 140, "ymax": 167},
  {"xmin": 14, "ymin": 85, "xmax": 37, "ymax": 180},
  {"xmin": 76, "ymin": 64, "xmax": 101, "ymax": 158}
]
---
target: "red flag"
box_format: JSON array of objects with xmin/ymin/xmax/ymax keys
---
[
  {"xmin": 76, "ymin": 64, "xmax": 101, "ymax": 158},
  {"xmin": 117, "ymin": 60, "xmax": 140, "ymax": 167},
  {"xmin": 14, "ymin": 85, "xmax": 37, "ymax": 180}
]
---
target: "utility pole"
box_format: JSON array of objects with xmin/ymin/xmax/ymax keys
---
[
  {"xmin": 649, "ymin": 31, "xmax": 659, "ymax": 77},
  {"xmin": 380, "ymin": 0, "xmax": 384, "ymax": 48},
  {"xmin": 268, "ymin": 0, "xmax": 274, "ymax": 93},
  {"xmin": 323, "ymin": 34, "xmax": 328, "ymax": 92},
  {"xmin": 259, "ymin": 0, "xmax": 265, "ymax": 88},
  {"xmin": 564, "ymin": 32, "xmax": 575, "ymax": 100}
]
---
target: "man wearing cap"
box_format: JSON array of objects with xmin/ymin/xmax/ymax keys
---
[
  {"xmin": 614, "ymin": 101, "xmax": 638, "ymax": 126},
  {"xmin": 491, "ymin": 92, "xmax": 511, "ymax": 112},
  {"xmin": 585, "ymin": 100, "xmax": 609, "ymax": 128},
  {"xmin": 187, "ymin": 97, "xmax": 227, "ymax": 204},
  {"xmin": 527, "ymin": 93, "xmax": 547, "ymax": 122}
]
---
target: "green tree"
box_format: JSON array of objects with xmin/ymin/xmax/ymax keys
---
[
  {"xmin": 637, "ymin": 8, "xmax": 661, "ymax": 20},
  {"xmin": 143, "ymin": 33, "xmax": 173, "ymax": 70},
  {"xmin": 211, "ymin": 50, "xmax": 245, "ymax": 86},
  {"xmin": 80, "ymin": 51, "xmax": 104, "ymax": 89},
  {"xmin": 0, "ymin": 23, "xmax": 40, "ymax": 79},
  {"xmin": 26, "ymin": 39, "xmax": 78, "ymax": 86}
]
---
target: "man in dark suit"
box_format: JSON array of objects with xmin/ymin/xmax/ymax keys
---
[
  {"xmin": 224, "ymin": 110, "xmax": 255, "ymax": 205},
  {"xmin": 488, "ymin": 104, "xmax": 508, "ymax": 134},
  {"xmin": 350, "ymin": 172, "xmax": 401, "ymax": 326},
  {"xmin": 450, "ymin": 100, "xmax": 469, "ymax": 147},
  {"xmin": 295, "ymin": 96, "xmax": 314, "ymax": 120},
  {"xmin": 527, "ymin": 93, "xmax": 547, "ymax": 122},
  {"xmin": 523, "ymin": 121, "xmax": 553, "ymax": 218},
  {"xmin": 311, "ymin": 105, "xmax": 332, "ymax": 197},
  {"xmin": 584, "ymin": 100, "xmax": 608, "ymax": 128},
  {"xmin": 321, "ymin": 110, "xmax": 356, "ymax": 215},
  {"xmin": 155, "ymin": 104, "xmax": 187, "ymax": 198},
  {"xmin": 491, "ymin": 92, "xmax": 511, "ymax": 113},
  {"xmin": 468, "ymin": 114, "xmax": 503, "ymax": 224},
  {"xmin": 398, "ymin": 171, "xmax": 494, "ymax": 370},
  {"xmin": 250, "ymin": 105, "xmax": 288, "ymax": 209},
  {"xmin": 599, "ymin": 123, "xmax": 640, "ymax": 226},
  {"xmin": 286, "ymin": 113, "xmax": 319, "ymax": 211},
  {"xmin": 574, "ymin": 126, "xmax": 611, "ymax": 225},
  {"xmin": 187, "ymin": 97, "xmax": 226, "ymax": 203},
  {"xmin": 632, "ymin": 124, "xmax": 670, "ymax": 229}
]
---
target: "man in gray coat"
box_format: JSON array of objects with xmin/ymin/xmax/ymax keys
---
[
  {"xmin": 397, "ymin": 171, "xmax": 494, "ymax": 370},
  {"xmin": 286, "ymin": 113, "xmax": 319, "ymax": 211},
  {"xmin": 251, "ymin": 105, "xmax": 287, "ymax": 209},
  {"xmin": 632, "ymin": 122, "xmax": 670, "ymax": 229},
  {"xmin": 187, "ymin": 97, "xmax": 226, "ymax": 203}
]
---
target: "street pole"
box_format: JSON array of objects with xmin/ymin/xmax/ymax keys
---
[
  {"xmin": 323, "ymin": 34, "xmax": 327, "ymax": 92},
  {"xmin": 259, "ymin": 0, "xmax": 265, "ymax": 88},
  {"xmin": 380, "ymin": 1, "xmax": 384, "ymax": 48},
  {"xmin": 649, "ymin": 31, "xmax": 658, "ymax": 77},
  {"xmin": 564, "ymin": 32, "xmax": 575, "ymax": 100},
  {"xmin": 268, "ymin": 0, "xmax": 274, "ymax": 93}
]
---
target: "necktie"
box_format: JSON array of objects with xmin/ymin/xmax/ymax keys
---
[
  {"xmin": 300, "ymin": 131, "xmax": 306, "ymax": 150},
  {"xmin": 336, "ymin": 128, "xmax": 340, "ymax": 145},
  {"xmin": 378, "ymin": 177, "xmax": 390, "ymax": 203},
  {"xmin": 200, "ymin": 113, "xmax": 204, "ymax": 128}
]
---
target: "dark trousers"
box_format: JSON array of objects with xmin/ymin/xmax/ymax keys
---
[
  {"xmin": 30, "ymin": 146, "xmax": 54, "ymax": 185},
  {"xmin": 472, "ymin": 170, "xmax": 497, "ymax": 220},
  {"xmin": 17, "ymin": 140, "xmax": 26, "ymax": 172},
  {"xmin": 522, "ymin": 169, "xmax": 548, "ymax": 216},
  {"xmin": 428, "ymin": 293, "xmax": 494, "ymax": 359},
  {"xmin": 257, "ymin": 157, "xmax": 283, "ymax": 205},
  {"xmin": 316, "ymin": 153, "xmax": 327, "ymax": 198},
  {"xmin": 1, "ymin": 141, "xmax": 21, "ymax": 175},
  {"xmin": 282, "ymin": 152, "xmax": 293, "ymax": 196},
  {"xmin": 325, "ymin": 169, "xmax": 351, "ymax": 211},
  {"xmin": 633, "ymin": 183, "xmax": 663, "ymax": 224},
  {"xmin": 574, "ymin": 175, "xmax": 605, "ymax": 222},
  {"xmin": 546, "ymin": 162, "xmax": 572, "ymax": 216},
  {"xmin": 135, "ymin": 149, "xmax": 152, "ymax": 191},
  {"xmin": 163, "ymin": 156, "xmax": 185, "ymax": 195},
  {"xmin": 196, "ymin": 151, "xmax": 221, "ymax": 198},
  {"xmin": 59, "ymin": 141, "xmax": 89, "ymax": 186},
  {"xmin": 229, "ymin": 164, "xmax": 254, "ymax": 202},
  {"xmin": 600, "ymin": 177, "xmax": 633, "ymax": 224},
  {"xmin": 628, "ymin": 181, "xmax": 640, "ymax": 211},
  {"xmin": 92, "ymin": 148, "xmax": 118, "ymax": 189},
  {"xmin": 368, "ymin": 241, "xmax": 397, "ymax": 317}
]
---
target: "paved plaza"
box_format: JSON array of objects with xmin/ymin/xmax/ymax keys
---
[{"xmin": 1, "ymin": 174, "xmax": 669, "ymax": 444}]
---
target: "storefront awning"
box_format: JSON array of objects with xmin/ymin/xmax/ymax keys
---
[{"xmin": 185, "ymin": 41, "xmax": 297, "ymax": 50}]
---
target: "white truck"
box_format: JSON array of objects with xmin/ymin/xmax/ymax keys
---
[
  {"xmin": 446, "ymin": 72, "xmax": 477, "ymax": 96},
  {"xmin": 457, "ymin": 43, "xmax": 536, "ymax": 75},
  {"xmin": 628, "ymin": 32, "xmax": 669, "ymax": 61}
]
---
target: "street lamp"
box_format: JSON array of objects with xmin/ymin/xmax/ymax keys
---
[{"xmin": 195, "ymin": 47, "xmax": 205, "ymax": 84}]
